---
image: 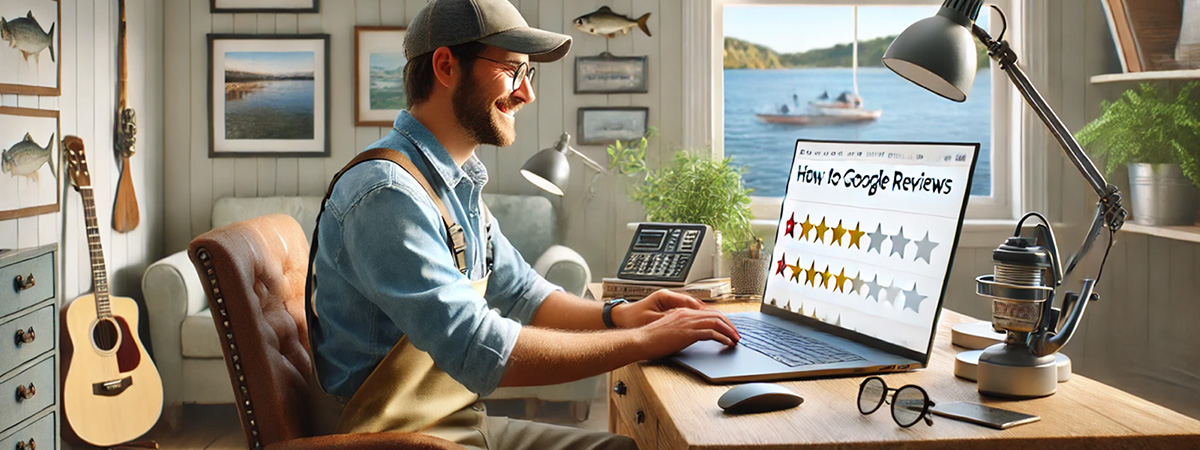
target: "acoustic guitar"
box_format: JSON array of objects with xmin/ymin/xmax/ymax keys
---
[{"xmin": 60, "ymin": 136, "xmax": 163, "ymax": 447}]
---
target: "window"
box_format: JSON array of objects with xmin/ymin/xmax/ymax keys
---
[{"xmin": 697, "ymin": 0, "xmax": 1022, "ymax": 220}]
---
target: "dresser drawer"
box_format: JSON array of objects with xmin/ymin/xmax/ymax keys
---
[
  {"xmin": 0, "ymin": 357, "xmax": 55, "ymax": 433},
  {"xmin": 0, "ymin": 304, "xmax": 55, "ymax": 376},
  {"xmin": 0, "ymin": 411, "xmax": 54, "ymax": 450},
  {"xmin": 0, "ymin": 252, "xmax": 54, "ymax": 318},
  {"xmin": 610, "ymin": 366, "xmax": 659, "ymax": 450}
]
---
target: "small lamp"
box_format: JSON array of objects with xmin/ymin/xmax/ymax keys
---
[
  {"xmin": 884, "ymin": 1, "xmax": 1127, "ymax": 398},
  {"xmin": 520, "ymin": 132, "xmax": 607, "ymax": 196}
]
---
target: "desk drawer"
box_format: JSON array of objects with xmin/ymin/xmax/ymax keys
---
[
  {"xmin": 610, "ymin": 366, "xmax": 658, "ymax": 450},
  {"xmin": 0, "ymin": 357, "xmax": 55, "ymax": 433},
  {"xmin": 0, "ymin": 304, "xmax": 55, "ymax": 375},
  {"xmin": 0, "ymin": 252, "xmax": 54, "ymax": 318},
  {"xmin": 0, "ymin": 411, "xmax": 54, "ymax": 450}
]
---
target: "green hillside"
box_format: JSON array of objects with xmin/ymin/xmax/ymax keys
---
[{"xmin": 724, "ymin": 36, "xmax": 989, "ymax": 70}]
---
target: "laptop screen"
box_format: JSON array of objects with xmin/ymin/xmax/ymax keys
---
[{"xmin": 761, "ymin": 139, "xmax": 979, "ymax": 353}]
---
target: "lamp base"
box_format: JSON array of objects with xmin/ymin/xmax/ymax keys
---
[
  {"xmin": 956, "ymin": 349, "xmax": 1071, "ymax": 384},
  {"xmin": 976, "ymin": 343, "xmax": 1060, "ymax": 398}
]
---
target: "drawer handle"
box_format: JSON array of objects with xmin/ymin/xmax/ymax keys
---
[
  {"xmin": 16, "ymin": 438, "xmax": 35, "ymax": 450},
  {"xmin": 636, "ymin": 410, "xmax": 646, "ymax": 424},
  {"xmin": 14, "ymin": 327, "xmax": 35, "ymax": 345},
  {"xmin": 613, "ymin": 381, "xmax": 627, "ymax": 396},
  {"xmin": 14, "ymin": 274, "xmax": 35, "ymax": 291},
  {"xmin": 15, "ymin": 383, "xmax": 35, "ymax": 401}
]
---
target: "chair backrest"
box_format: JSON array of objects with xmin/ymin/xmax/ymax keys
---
[
  {"xmin": 188, "ymin": 214, "xmax": 315, "ymax": 448},
  {"xmin": 481, "ymin": 193, "xmax": 556, "ymax": 263}
]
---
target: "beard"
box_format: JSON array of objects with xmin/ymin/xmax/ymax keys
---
[{"xmin": 452, "ymin": 79, "xmax": 518, "ymax": 147}]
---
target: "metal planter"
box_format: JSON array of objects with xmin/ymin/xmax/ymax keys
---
[{"xmin": 1127, "ymin": 163, "xmax": 1200, "ymax": 226}]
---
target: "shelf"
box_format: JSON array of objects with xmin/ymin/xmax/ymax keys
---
[
  {"xmin": 1090, "ymin": 69, "xmax": 1200, "ymax": 84},
  {"xmin": 1119, "ymin": 222, "xmax": 1200, "ymax": 243}
]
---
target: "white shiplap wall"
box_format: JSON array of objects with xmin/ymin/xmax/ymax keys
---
[{"xmin": 0, "ymin": 0, "xmax": 163, "ymax": 308}]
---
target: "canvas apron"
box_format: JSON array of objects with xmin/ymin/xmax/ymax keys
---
[{"xmin": 306, "ymin": 146, "xmax": 494, "ymax": 448}]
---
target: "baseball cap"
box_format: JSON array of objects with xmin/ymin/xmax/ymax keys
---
[{"xmin": 405, "ymin": 0, "xmax": 572, "ymax": 63}]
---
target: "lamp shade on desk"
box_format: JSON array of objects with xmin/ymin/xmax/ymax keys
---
[
  {"xmin": 521, "ymin": 145, "xmax": 570, "ymax": 196},
  {"xmin": 881, "ymin": 0, "xmax": 984, "ymax": 102}
]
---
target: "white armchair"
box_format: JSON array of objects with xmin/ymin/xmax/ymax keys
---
[{"xmin": 143, "ymin": 194, "xmax": 597, "ymax": 429}]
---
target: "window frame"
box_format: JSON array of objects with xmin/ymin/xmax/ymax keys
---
[{"xmin": 688, "ymin": 0, "xmax": 1025, "ymax": 221}]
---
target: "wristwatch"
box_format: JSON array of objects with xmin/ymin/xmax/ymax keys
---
[{"xmin": 602, "ymin": 298, "xmax": 629, "ymax": 329}]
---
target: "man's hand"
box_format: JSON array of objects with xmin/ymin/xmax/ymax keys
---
[
  {"xmin": 612, "ymin": 289, "xmax": 710, "ymax": 327},
  {"xmin": 612, "ymin": 289, "xmax": 740, "ymax": 346}
]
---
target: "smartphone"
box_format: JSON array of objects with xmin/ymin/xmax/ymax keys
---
[{"xmin": 930, "ymin": 401, "xmax": 1040, "ymax": 429}]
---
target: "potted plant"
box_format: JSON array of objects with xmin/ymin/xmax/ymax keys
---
[
  {"xmin": 609, "ymin": 133, "xmax": 757, "ymax": 284},
  {"xmin": 1075, "ymin": 81, "xmax": 1200, "ymax": 225}
]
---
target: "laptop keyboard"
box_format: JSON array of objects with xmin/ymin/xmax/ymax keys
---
[{"xmin": 730, "ymin": 316, "xmax": 866, "ymax": 367}]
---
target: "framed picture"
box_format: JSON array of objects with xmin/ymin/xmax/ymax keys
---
[
  {"xmin": 211, "ymin": 0, "xmax": 318, "ymax": 13},
  {"xmin": 575, "ymin": 53, "xmax": 648, "ymax": 94},
  {"xmin": 0, "ymin": 0, "xmax": 60, "ymax": 96},
  {"xmin": 0, "ymin": 107, "xmax": 59, "ymax": 220},
  {"xmin": 577, "ymin": 107, "xmax": 649, "ymax": 145},
  {"xmin": 355, "ymin": 26, "xmax": 407, "ymax": 127},
  {"xmin": 208, "ymin": 34, "xmax": 330, "ymax": 157}
]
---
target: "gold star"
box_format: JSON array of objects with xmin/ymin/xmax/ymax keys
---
[
  {"xmin": 848, "ymin": 222, "xmax": 866, "ymax": 249},
  {"xmin": 805, "ymin": 261, "xmax": 818, "ymax": 286},
  {"xmin": 799, "ymin": 214, "xmax": 815, "ymax": 241},
  {"xmin": 831, "ymin": 220, "xmax": 847, "ymax": 246},
  {"xmin": 814, "ymin": 217, "xmax": 829, "ymax": 243},
  {"xmin": 820, "ymin": 265, "xmax": 834, "ymax": 289},
  {"xmin": 788, "ymin": 258, "xmax": 804, "ymax": 283},
  {"xmin": 834, "ymin": 268, "xmax": 849, "ymax": 292}
]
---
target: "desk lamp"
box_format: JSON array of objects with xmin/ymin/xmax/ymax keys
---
[
  {"xmin": 883, "ymin": 0, "xmax": 1127, "ymax": 398},
  {"xmin": 521, "ymin": 132, "xmax": 607, "ymax": 196}
]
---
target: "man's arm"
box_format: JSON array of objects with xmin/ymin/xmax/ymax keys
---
[{"xmin": 499, "ymin": 306, "xmax": 739, "ymax": 387}]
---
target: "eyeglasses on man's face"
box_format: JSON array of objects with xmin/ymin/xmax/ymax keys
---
[
  {"xmin": 475, "ymin": 55, "xmax": 536, "ymax": 92},
  {"xmin": 857, "ymin": 376, "xmax": 935, "ymax": 428}
]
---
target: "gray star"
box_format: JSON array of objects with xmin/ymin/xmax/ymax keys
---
[
  {"xmin": 865, "ymin": 274, "xmax": 883, "ymax": 302},
  {"xmin": 889, "ymin": 227, "xmax": 911, "ymax": 258},
  {"xmin": 867, "ymin": 224, "xmax": 887, "ymax": 254},
  {"xmin": 913, "ymin": 231, "xmax": 940, "ymax": 263},
  {"xmin": 850, "ymin": 271, "xmax": 865, "ymax": 294},
  {"xmin": 901, "ymin": 283, "xmax": 927, "ymax": 313},
  {"xmin": 885, "ymin": 280, "xmax": 903, "ymax": 305}
]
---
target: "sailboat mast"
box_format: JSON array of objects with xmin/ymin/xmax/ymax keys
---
[{"xmin": 852, "ymin": 5, "xmax": 859, "ymax": 97}]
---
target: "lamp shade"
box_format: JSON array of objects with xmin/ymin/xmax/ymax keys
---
[
  {"xmin": 521, "ymin": 144, "xmax": 570, "ymax": 196},
  {"xmin": 881, "ymin": 4, "xmax": 981, "ymax": 102}
]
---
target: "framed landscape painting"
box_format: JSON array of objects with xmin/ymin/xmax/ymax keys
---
[
  {"xmin": 575, "ymin": 53, "xmax": 647, "ymax": 94},
  {"xmin": 0, "ymin": 107, "xmax": 59, "ymax": 219},
  {"xmin": 578, "ymin": 107, "xmax": 649, "ymax": 145},
  {"xmin": 211, "ymin": 0, "xmax": 318, "ymax": 13},
  {"xmin": 0, "ymin": 0, "xmax": 60, "ymax": 95},
  {"xmin": 208, "ymin": 34, "xmax": 330, "ymax": 157},
  {"xmin": 355, "ymin": 26, "xmax": 407, "ymax": 127}
]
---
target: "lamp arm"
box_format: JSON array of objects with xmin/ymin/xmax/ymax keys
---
[
  {"xmin": 972, "ymin": 25, "xmax": 1126, "ymax": 234},
  {"xmin": 568, "ymin": 146, "xmax": 609, "ymax": 174}
]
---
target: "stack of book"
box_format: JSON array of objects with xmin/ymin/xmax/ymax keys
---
[{"xmin": 600, "ymin": 277, "xmax": 732, "ymax": 302}]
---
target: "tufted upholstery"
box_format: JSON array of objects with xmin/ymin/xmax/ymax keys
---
[{"xmin": 188, "ymin": 214, "xmax": 461, "ymax": 450}]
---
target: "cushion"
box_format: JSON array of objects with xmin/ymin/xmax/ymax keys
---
[
  {"xmin": 212, "ymin": 196, "xmax": 323, "ymax": 238},
  {"xmin": 481, "ymin": 193, "xmax": 555, "ymax": 263},
  {"xmin": 180, "ymin": 309, "xmax": 224, "ymax": 358}
]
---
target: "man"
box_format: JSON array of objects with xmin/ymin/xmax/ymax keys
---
[{"xmin": 307, "ymin": 0, "xmax": 740, "ymax": 448}]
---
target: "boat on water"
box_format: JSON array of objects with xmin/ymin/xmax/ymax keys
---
[{"xmin": 755, "ymin": 6, "xmax": 881, "ymax": 125}]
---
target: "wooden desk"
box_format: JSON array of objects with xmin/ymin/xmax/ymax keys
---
[{"xmin": 608, "ymin": 302, "xmax": 1200, "ymax": 449}]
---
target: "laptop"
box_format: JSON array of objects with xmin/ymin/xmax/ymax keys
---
[{"xmin": 671, "ymin": 139, "xmax": 979, "ymax": 383}]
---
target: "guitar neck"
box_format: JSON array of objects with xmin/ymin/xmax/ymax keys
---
[{"xmin": 79, "ymin": 186, "xmax": 112, "ymax": 318}]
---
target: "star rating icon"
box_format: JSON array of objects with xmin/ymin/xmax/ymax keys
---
[
  {"xmin": 867, "ymin": 224, "xmax": 887, "ymax": 254},
  {"xmin": 850, "ymin": 271, "xmax": 865, "ymax": 294},
  {"xmin": 885, "ymin": 280, "xmax": 903, "ymax": 305},
  {"xmin": 889, "ymin": 227, "xmax": 911, "ymax": 259},
  {"xmin": 814, "ymin": 217, "xmax": 829, "ymax": 243},
  {"xmin": 788, "ymin": 258, "xmax": 804, "ymax": 283},
  {"xmin": 785, "ymin": 212, "xmax": 797, "ymax": 238},
  {"xmin": 914, "ymin": 231, "xmax": 940, "ymax": 263},
  {"xmin": 805, "ymin": 261, "xmax": 818, "ymax": 286},
  {"xmin": 901, "ymin": 283, "xmax": 927, "ymax": 313},
  {"xmin": 848, "ymin": 222, "xmax": 866, "ymax": 249},
  {"xmin": 834, "ymin": 268, "xmax": 849, "ymax": 292},
  {"xmin": 865, "ymin": 274, "xmax": 883, "ymax": 302},
  {"xmin": 831, "ymin": 220, "xmax": 847, "ymax": 247},
  {"xmin": 775, "ymin": 252, "xmax": 788, "ymax": 276},
  {"xmin": 800, "ymin": 215, "xmax": 815, "ymax": 241},
  {"xmin": 819, "ymin": 265, "xmax": 834, "ymax": 289}
]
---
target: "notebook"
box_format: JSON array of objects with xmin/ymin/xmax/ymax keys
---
[{"xmin": 670, "ymin": 139, "xmax": 979, "ymax": 382}]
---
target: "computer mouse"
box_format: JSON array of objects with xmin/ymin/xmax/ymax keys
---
[{"xmin": 717, "ymin": 383, "xmax": 804, "ymax": 414}]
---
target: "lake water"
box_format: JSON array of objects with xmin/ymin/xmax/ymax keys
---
[
  {"xmin": 724, "ymin": 67, "xmax": 992, "ymax": 198},
  {"xmin": 225, "ymin": 79, "xmax": 315, "ymax": 140}
]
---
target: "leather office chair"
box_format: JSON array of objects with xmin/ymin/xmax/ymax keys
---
[{"xmin": 187, "ymin": 214, "xmax": 461, "ymax": 450}]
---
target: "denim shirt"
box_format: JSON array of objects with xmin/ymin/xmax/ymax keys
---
[{"xmin": 311, "ymin": 111, "xmax": 561, "ymax": 398}]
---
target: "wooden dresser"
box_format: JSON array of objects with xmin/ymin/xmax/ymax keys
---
[{"xmin": 0, "ymin": 245, "xmax": 58, "ymax": 450}]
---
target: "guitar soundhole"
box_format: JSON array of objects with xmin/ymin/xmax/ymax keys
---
[{"xmin": 92, "ymin": 318, "xmax": 120, "ymax": 351}]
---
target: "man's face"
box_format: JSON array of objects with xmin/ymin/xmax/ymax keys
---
[{"xmin": 452, "ymin": 47, "xmax": 535, "ymax": 147}]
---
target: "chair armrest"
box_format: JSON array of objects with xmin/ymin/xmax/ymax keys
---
[
  {"xmin": 142, "ymin": 249, "xmax": 210, "ymax": 406},
  {"xmin": 264, "ymin": 432, "xmax": 463, "ymax": 450},
  {"xmin": 533, "ymin": 245, "xmax": 592, "ymax": 297}
]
